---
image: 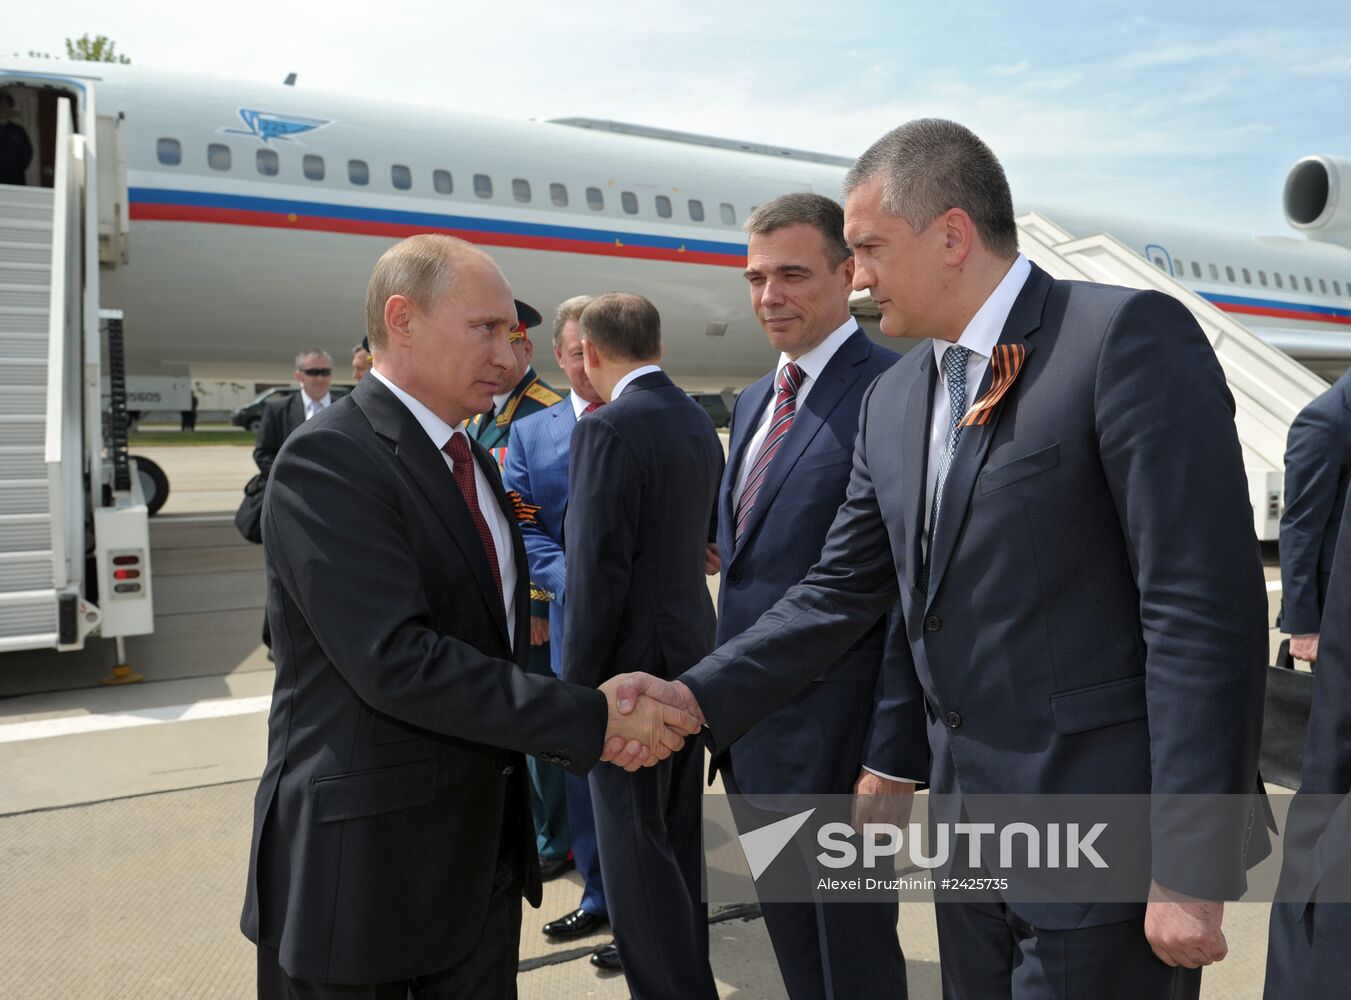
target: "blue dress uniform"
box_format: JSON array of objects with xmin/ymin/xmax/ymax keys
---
[{"xmin": 469, "ymin": 355, "xmax": 570, "ymax": 866}]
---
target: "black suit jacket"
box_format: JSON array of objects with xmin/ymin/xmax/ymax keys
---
[
  {"xmin": 683, "ymin": 265, "xmax": 1269, "ymax": 927},
  {"xmin": 253, "ymin": 391, "xmax": 306, "ymax": 477},
  {"xmin": 239, "ymin": 376, "xmax": 607, "ymax": 985},
  {"xmin": 1279, "ymin": 368, "xmax": 1351, "ymax": 635},
  {"xmin": 562, "ymin": 370, "xmax": 723, "ymax": 687}
]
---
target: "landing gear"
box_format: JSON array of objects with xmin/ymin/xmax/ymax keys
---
[{"xmin": 129, "ymin": 455, "xmax": 169, "ymax": 516}]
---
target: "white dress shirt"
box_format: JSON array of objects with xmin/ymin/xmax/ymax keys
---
[
  {"xmin": 570, "ymin": 389, "xmax": 593, "ymax": 420},
  {"xmin": 370, "ymin": 369, "xmax": 517, "ymax": 645},
  {"xmin": 610, "ymin": 363, "xmax": 663, "ymax": 400},
  {"xmin": 303, "ymin": 391, "xmax": 332, "ymax": 421},
  {"xmin": 922, "ymin": 254, "xmax": 1032, "ymax": 546},
  {"xmin": 733, "ymin": 318, "xmax": 859, "ymax": 507}
]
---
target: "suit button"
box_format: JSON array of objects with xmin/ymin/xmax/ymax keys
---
[
  {"xmin": 924, "ymin": 615, "xmax": 942, "ymax": 632},
  {"xmin": 728, "ymin": 570, "xmax": 741, "ymax": 584},
  {"xmin": 946, "ymin": 712, "xmax": 962, "ymax": 729},
  {"xmin": 502, "ymin": 765, "xmax": 515, "ymax": 776},
  {"xmin": 558, "ymin": 759, "xmax": 571, "ymax": 767}
]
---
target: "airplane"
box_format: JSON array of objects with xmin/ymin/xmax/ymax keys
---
[{"xmin": 2, "ymin": 57, "xmax": 1350, "ymax": 387}]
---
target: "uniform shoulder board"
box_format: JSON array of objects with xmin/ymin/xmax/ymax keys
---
[{"xmin": 524, "ymin": 383, "xmax": 565, "ymax": 407}]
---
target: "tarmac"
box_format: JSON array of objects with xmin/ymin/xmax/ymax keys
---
[{"xmin": 0, "ymin": 439, "xmax": 1290, "ymax": 998}]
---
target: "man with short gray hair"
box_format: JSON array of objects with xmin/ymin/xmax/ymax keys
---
[
  {"xmin": 631, "ymin": 118, "xmax": 1268, "ymax": 999},
  {"xmin": 253, "ymin": 349, "xmax": 334, "ymax": 478}
]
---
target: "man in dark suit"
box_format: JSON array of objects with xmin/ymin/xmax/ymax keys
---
[
  {"xmin": 240, "ymin": 236, "xmax": 698, "ymax": 1000},
  {"xmin": 562, "ymin": 292, "xmax": 724, "ymax": 1000},
  {"xmin": 1279, "ymin": 368, "xmax": 1351, "ymax": 665},
  {"xmin": 719, "ymin": 192, "xmax": 915, "ymax": 1000},
  {"xmin": 502, "ymin": 295, "xmax": 618, "ymax": 959},
  {"xmin": 625, "ymin": 120, "xmax": 1269, "ymax": 998},
  {"xmin": 0, "ymin": 92, "xmax": 33, "ymax": 186},
  {"xmin": 1264, "ymin": 499, "xmax": 1351, "ymax": 996},
  {"xmin": 252, "ymin": 349, "xmax": 335, "ymax": 478}
]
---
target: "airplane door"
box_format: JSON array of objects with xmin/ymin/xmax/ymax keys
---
[
  {"xmin": 96, "ymin": 112, "xmax": 129, "ymax": 266},
  {"xmin": 1144, "ymin": 242, "xmax": 1180, "ymax": 278}
]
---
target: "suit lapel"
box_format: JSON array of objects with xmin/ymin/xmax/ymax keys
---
[
  {"xmin": 925, "ymin": 265, "xmax": 1051, "ymax": 605},
  {"xmin": 734, "ymin": 331, "xmax": 871, "ymax": 556},
  {"xmin": 288, "ymin": 392, "xmax": 305, "ymax": 435},
  {"xmin": 900, "ymin": 352, "xmax": 936, "ymax": 593},
  {"xmin": 473, "ymin": 440, "xmax": 528, "ymax": 661}
]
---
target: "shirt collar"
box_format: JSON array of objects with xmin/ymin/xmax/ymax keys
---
[
  {"xmin": 930, "ymin": 254, "xmax": 1032, "ymax": 366},
  {"xmin": 569, "ymin": 390, "xmax": 592, "ymax": 420},
  {"xmin": 370, "ymin": 368, "xmax": 460, "ymax": 452},
  {"xmin": 778, "ymin": 317, "xmax": 857, "ymax": 384},
  {"xmin": 304, "ymin": 390, "xmax": 332, "ymax": 410},
  {"xmin": 611, "ymin": 363, "xmax": 663, "ymax": 400},
  {"xmin": 492, "ymin": 367, "xmax": 535, "ymax": 414}
]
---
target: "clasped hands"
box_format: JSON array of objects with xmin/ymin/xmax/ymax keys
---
[{"xmin": 597, "ymin": 673, "xmax": 705, "ymax": 771}]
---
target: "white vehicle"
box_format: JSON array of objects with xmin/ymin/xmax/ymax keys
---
[{"xmin": 0, "ymin": 58, "xmax": 1347, "ymax": 653}]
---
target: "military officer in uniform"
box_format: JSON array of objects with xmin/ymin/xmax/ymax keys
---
[{"xmin": 469, "ymin": 298, "xmax": 573, "ymax": 879}]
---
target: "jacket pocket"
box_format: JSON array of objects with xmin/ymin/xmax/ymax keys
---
[
  {"xmin": 370, "ymin": 713, "xmax": 419, "ymax": 745},
  {"xmin": 979, "ymin": 443, "xmax": 1059, "ymax": 494},
  {"xmin": 311, "ymin": 757, "xmax": 437, "ymax": 823},
  {"xmin": 1049, "ymin": 674, "xmax": 1147, "ymax": 736}
]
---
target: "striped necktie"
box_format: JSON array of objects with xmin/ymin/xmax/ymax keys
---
[
  {"xmin": 919, "ymin": 345, "xmax": 971, "ymax": 593},
  {"xmin": 735, "ymin": 361, "xmax": 804, "ymax": 541}
]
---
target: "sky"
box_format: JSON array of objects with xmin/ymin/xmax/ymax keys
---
[{"xmin": 8, "ymin": 0, "xmax": 1351, "ymax": 233}]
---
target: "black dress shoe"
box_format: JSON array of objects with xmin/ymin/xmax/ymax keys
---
[
  {"xmin": 537, "ymin": 855, "xmax": 574, "ymax": 881},
  {"xmin": 589, "ymin": 942, "xmax": 622, "ymax": 971},
  {"xmin": 542, "ymin": 907, "xmax": 608, "ymax": 938}
]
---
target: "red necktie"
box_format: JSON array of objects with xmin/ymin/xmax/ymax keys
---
[
  {"xmin": 735, "ymin": 362, "xmax": 803, "ymax": 540},
  {"xmin": 443, "ymin": 434, "xmax": 503, "ymax": 601},
  {"xmin": 583, "ymin": 401, "xmax": 601, "ymax": 415}
]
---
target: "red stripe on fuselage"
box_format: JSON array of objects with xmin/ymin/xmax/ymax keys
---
[
  {"xmin": 1216, "ymin": 301, "xmax": 1351, "ymax": 326},
  {"xmin": 129, "ymin": 203, "xmax": 745, "ymax": 268}
]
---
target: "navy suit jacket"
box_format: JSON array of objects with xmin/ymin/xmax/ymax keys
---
[
  {"xmin": 502, "ymin": 397, "xmax": 575, "ymax": 675},
  {"xmin": 717, "ymin": 327, "xmax": 925, "ymax": 794},
  {"xmin": 683, "ymin": 264, "xmax": 1269, "ymax": 928},
  {"xmin": 562, "ymin": 370, "xmax": 723, "ymax": 687},
  {"xmin": 1279, "ymin": 368, "xmax": 1351, "ymax": 635}
]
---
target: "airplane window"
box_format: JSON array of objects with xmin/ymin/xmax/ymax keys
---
[
  {"xmin": 1242, "ymin": 268, "xmax": 1251, "ymax": 284},
  {"xmin": 1319, "ymin": 278, "xmax": 1328, "ymax": 294},
  {"xmin": 1208, "ymin": 264, "xmax": 1218, "ymax": 280},
  {"xmin": 392, "ymin": 165, "xmax": 412, "ymax": 190},
  {"xmin": 303, "ymin": 155, "xmax": 325, "ymax": 181},
  {"xmin": 1275, "ymin": 273, "xmax": 1283, "ymax": 288},
  {"xmin": 474, "ymin": 174, "xmax": 493, "ymax": 198},
  {"xmin": 655, "ymin": 195, "xmax": 672, "ymax": 219},
  {"xmin": 1224, "ymin": 266, "xmax": 1235, "ymax": 282},
  {"xmin": 621, "ymin": 192, "xmax": 639, "ymax": 214},
  {"xmin": 348, "ymin": 160, "xmax": 369, "ymax": 185},
  {"xmin": 1336, "ymin": 281, "xmax": 1343, "ymax": 296},
  {"xmin": 156, "ymin": 138, "xmax": 182, "ymax": 166},
  {"xmin": 1172, "ymin": 258, "xmax": 1185, "ymax": 276},
  {"xmin": 1191, "ymin": 261, "xmax": 1201, "ymax": 279},
  {"xmin": 433, "ymin": 170, "xmax": 453, "ymax": 195},
  {"xmin": 1290, "ymin": 275, "xmax": 1298, "ymax": 290},
  {"xmin": 720, "ymin": 203, "xmax": 736, "ymax": 225},
  {"xmin": 550, "ymin": 183, "xmax": 568, "ymax": 207},
  {"xmin": 1305, "ymin": 277, "xmax": 1313, "ymax": 292},
  {"xmin": 513, "ymin": 179, "xmax": 531, "ymax": 203},
  {"xmin": 688, "ymin": 199, "xmax": 705, "ymax": 222},
  {"xmin": 207, "ymin": 144, "xmax": 231, "ymax": 171},
  {"xmin": 1258, "ymin": 271, "xmax": 1268, "ymax": 287},
  {"xmin": 1152, "ymin": 256, "xmax": 1166, "ymax": 271},
  {"xmin": 257, "ymin": 149, "xmax": 280, "ymax": 177},
  {"xmin": 586, "ymin": 187, "xmax": 604, "ymax": 211}
]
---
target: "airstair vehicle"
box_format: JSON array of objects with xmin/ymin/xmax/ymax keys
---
[
  {"xmin": 853, "ymin": 213, "xmax": 1328, "ymax": 543},
  {"xmin": 0, "ymin": 84, "xmax": 153, "ymax": 661}
]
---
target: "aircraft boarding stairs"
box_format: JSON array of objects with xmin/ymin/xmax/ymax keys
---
[
  {"xmin": 852, "ymin": 213, "xmax": 1328, "ymax": 542},
  {"xmin": 0, "ymin": 97, "xmax": 151, "ymax": 656}
]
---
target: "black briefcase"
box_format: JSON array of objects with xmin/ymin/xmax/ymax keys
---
[{"xmin": 234, "ymin": 473, "xmax": 266, "ymax": 544}]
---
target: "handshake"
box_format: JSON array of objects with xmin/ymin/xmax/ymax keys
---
[{"xmin": 597, "ymin": 673, "xmax": 706, "ymax": 771}]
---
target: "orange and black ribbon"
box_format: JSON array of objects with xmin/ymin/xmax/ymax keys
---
[
  {"xmin": 506, "ymin": 490, "xmax": 541, "ymax": 526},
  {"xmin": 960, "ymin": 343, "xmax": 1027, "ymax": 428}
]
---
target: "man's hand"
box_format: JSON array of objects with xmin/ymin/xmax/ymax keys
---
[
  {"xmin": 598, "ymin": 673, "xmax": 702, "ymax": 772},
  {"xmin": 1290, "ymin": 633, "xmax": 1319, "ymax": 662},
  {"xmin": 705, "ymin": 543, "xmax": 721, "ymax": 576},
  {"xmin": 610, "ymin": 672, "xmax": 706, "ymax": 729},
  {"xmin": 1144, "ymin": 881, "xmax": 1227, "ymax": 968},
  {"xmin": 530, "ymin": 615, "xmax": 550, "ymax": 647},
  {"xmin": 851, "ymin": 770, "xmax": 915, "ymax": 835}
]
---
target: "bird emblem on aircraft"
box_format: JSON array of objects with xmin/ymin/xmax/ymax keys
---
[{"xmin": 222, "ymin": 109, "xmax": 333, "ymax": 144}]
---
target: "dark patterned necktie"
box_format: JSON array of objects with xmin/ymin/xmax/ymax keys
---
[
  {"xmin": 919, "ymin": 345, "xmax": 972, "ymax": 593},
  {"xmin": 583, "ymin": 401, "xmax": 601, "ymax": 415},
  {"xmin": 735, "ymin": 361, "xmax": 804, "ymax": 541},
  {"xmin": 443, "ymin": 434, "xmax": 503, "ymax": 602}
]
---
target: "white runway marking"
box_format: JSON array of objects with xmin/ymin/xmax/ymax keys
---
[{"xmin": 0, "ymin": 695, "xmax": 272, "ymax": 744}]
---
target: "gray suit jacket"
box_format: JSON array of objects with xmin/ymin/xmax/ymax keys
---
[{"xmin": 683, "ymin": 264, "xmax": 1269, "ymax": 928}]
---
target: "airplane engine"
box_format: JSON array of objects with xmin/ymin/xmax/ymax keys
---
[{"xmin": 1284, "ymin": 155, "xmax": 1351, "ymax": 245}]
